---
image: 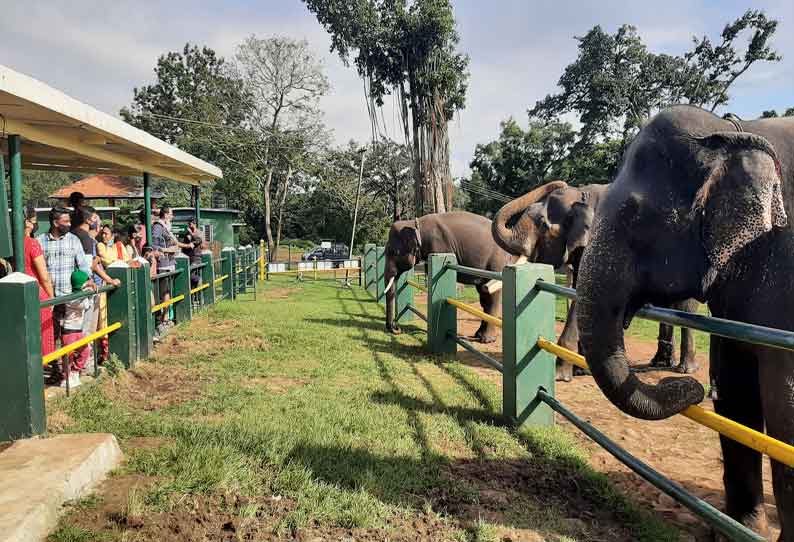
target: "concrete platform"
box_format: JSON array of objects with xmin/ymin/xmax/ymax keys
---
[{"xmin": 0, "ymin": 433, "xmax": 123, "ymax": 542}]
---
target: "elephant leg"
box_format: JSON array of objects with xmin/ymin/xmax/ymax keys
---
[
  {"xmin": 676, "ymin": 299, "xmax": 699, "ymax": 374},
  {"xmin": 758, "ymin": 350, "xmax": 794, "ymax": 541},
  {"xmin": 650, "ymin": 321, "xmax": 676, "ymax": 368},
  {"xmin": 474, "ymin": 286, "xmax": 498, "ymax": 344},
  {"xmin": 555, "ymin": 299, "xmax": 578, "ymax": 382},
  {"xmin": 712, "ymin": 337, "xmax": 768, "ymax": 538}
]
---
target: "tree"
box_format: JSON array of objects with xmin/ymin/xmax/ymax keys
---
[
  {"xmin": 303, "ymin": 0, "xmax": 469, "ymax": 216},
  {"xmin": 362, "ymin": 140, "xmax": 414, "ymax": 221},
  {"xmin": 761, "ymin": 108, "xmax": 794, "ymax": 118}
]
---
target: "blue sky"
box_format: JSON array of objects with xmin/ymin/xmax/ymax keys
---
[{"xmin": 1, "ymin": 1, "xmax": 791, "ymax": 177}]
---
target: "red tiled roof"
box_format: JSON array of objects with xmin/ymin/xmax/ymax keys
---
[{"xmin": 50, "ymin": 175, "xmax": 164, "ymax": 200}]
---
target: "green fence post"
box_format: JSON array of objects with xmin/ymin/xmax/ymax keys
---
[
  {"xmin": 364, "ymin": 243, "xmax": 375, "ymax": 296},
  {"xmin": 247, "ymin": 246, "xmax": 255, "ymax": 289},
  {"xmin": 201, "ymin": 251, "xmax": 215, "ymax": 306},
  {"xmin": 237, "ymin": 247, "xmax": 246, "ymax": 295},
  {"xmin": 222, "ymin": 247, "xmax": 235, "ymax": 300},
  {"xmin": 395, "ymin": 267, "xmax": 415, "ymax": 324},
  {"xmin": 133, "ymin": 259, "xmax": 154, "ymax": 360},
  {"xmin": 376, "ymin": 246, "xmax": 386, "ymax": 304},
  {"xmin": 174, "ymin": 254, "xmax": 192, "ymax": 323},
  {"xmin": 502, "ymin": 262, "xmax": 556, "ymax": 427},
  {"xmin": 106, "ymin": 262, "xmax": 138, "ymax": 367},
  {"xmin": 428, "ymin": 253, "xmax": 457, "ymax": 355},
  {"xmin": 0, "ymin": 274, "xmax": 45, "ymax": 440}
]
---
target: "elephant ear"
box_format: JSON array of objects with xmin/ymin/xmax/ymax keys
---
[{"xmin": 691, "ymin": 132, "xmax": 787, "ymax": 290}]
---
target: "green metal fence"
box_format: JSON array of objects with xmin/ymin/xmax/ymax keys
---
[{"xmin": 360, "ymin": 245, "xmax": 794, "ymax": 541}]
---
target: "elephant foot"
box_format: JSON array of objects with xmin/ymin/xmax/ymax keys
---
[
  {"xmin": 572, "ymin": 365, "xmax": 590, "ymax": 377},
  {"xmin": 556, "ymin": 360, "xmax": 573, "ymax": 382},
  {"xmin": 475, "ymin": 334, "xmax": 497, "ymax": 344},
  {"xmin": 675, "ymin": 358, "xmax": 700, "ymax": 374},
  {"xmin": 650, "ymin": 340, "xmax": 676, "ymax": 368}
]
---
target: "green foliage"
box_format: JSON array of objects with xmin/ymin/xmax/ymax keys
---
[
  {"xmin": 760, "ymin": 108, "xmax": 794, "ymax": 118},
  {"xmin": 19, "ymin": 170, "xmax": 80, "ymax": 208}
]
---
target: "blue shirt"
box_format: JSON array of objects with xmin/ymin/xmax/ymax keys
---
[{"xmin": 37, "ymin": 232, "xmax": 88, "ymax": 297}]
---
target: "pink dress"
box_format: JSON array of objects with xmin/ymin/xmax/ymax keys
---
[{"xmin": 24, "ymin": 237, "xmax": 55, "ymax": 356}]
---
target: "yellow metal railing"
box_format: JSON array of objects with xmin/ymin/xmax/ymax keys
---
[
  {"xmin": 42, "ymin": 322, "xmax": 122, "ymax": 366},
  {"xmin": 190, "ymin": 283, "xmax": 209, "ymax": 295},
  {"xmin": 446, "ymin": 297, "xmax": 503, "ymax": 328},
  {"xmin": 214, "ymin": 274, "xmax": 229, "ymax": 284},
  {"xmin": 406, "ymin": 278, "xmax": 427, "ymax": 293},
  {"xmin": 536, "ymin": 337, "xmax": 794, "ymax": 467},
  {"xmin": 151, "ymin": 294, "xmax": 185, "ymax": 313}
]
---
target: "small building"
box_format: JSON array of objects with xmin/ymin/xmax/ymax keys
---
[
  {"xmin": 49, "ymin": 174, "xmax": 164, "ymax": 207},
  {"xmin": 171, "ymin": 207, "xmax": 243, "ymax": 253}
]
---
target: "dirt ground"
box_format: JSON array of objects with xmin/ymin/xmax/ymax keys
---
[{"xmin": 454, "ymin": 313, "xmax": 779, "ymax": 541}]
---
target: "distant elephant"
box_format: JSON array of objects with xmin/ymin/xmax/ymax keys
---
[
  {"xmin": 384, "ymin": 212, "xmax": 511, "ymax": 342},
  {"xmin": 492, "ymin": 181, "xmax": 700, "ymax": 380},
  {"xmin": 576, "ymin": 105, "xmax": 793, "ymax": 538}
]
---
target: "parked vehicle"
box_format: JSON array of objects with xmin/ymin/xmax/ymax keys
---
[{"xmin": 301, "ymin": 242, "xmax": 350, "ymax": 265}]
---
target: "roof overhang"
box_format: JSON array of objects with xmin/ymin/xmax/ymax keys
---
[{"xmin": 0, "ymin": 65, "xmax": 222, "ymax": 185}]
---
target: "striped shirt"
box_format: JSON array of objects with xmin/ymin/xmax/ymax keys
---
[{"xmin": 37, "ymin": 232, "xmax": 88, "ymax": 297}]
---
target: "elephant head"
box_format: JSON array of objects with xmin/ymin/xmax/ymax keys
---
[
  {"xmin": 384, "ymin": 219, "xmax": 422, "ymax": 333},
  {"xmin": 563, "ymin": 199, "xmax": 596, "ymax": 269},
  {"xmin": 577, "ymin": 106, "xmax": 787, "ymax": 420},
  {"xmin": 492, "ymin": 181, "xmax": 569, "ymax": 259}
]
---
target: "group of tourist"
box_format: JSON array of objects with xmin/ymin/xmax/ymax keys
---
[{"xmin": 19, "ymin": 191, "xmax": 206, "ymax": 389}]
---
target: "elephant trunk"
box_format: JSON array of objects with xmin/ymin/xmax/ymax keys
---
[
  {"xmin": 492, "ymin": 180, "xmax": 568, "ymax": 256},
  {"xmin": 576, "ymin": 227, "xmax": 705, "ymax": 420}
]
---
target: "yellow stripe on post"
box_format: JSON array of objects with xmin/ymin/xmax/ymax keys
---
[
  {"xmin": 406, "ymin": 278, "xmax": 427, "ymax": 293},
  {"xmin": 536, "ymin": 337, "xmax": 794, "ymax": 467},
  {"xmin": 151, "ymin": 294, "xmax": 185, "ymax": 314},
  {"xmin": 43, "ymin": 322, "xmax": 122, "ymax": 366},
  {"xmin": 445, "ymin": 297, "xmax": 503, "ymax": 328}
]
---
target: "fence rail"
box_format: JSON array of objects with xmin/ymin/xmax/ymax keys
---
[
  {"xmin": 42, "ymin": 322, "xmax": 122, "ymax": 367},
  {"xmin": 40, "ymin": 284, "xmax": 117, "ymax": 308},
  {"xmin": 359, "ymin": 245, "xmax": 790, "ymax": 540}
]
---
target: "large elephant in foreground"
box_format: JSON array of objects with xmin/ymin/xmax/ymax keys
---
[
  {"xmin": 576, "ymin": 105, "xmax": 793, "ymax": 538},
  {"xmin": 385, "ymin": 212, "xmax": 512, "ymax": 342},
  {"xmin": 492, "ymin": 181, "xmax": 699, "ymax": 381}
]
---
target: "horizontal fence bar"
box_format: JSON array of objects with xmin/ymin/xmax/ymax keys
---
[
  {"xmin": 537, "ymin": 337, "xmax": 794, "ymax": 468},
  {"xmin": 213, "ymin": 274, "xmax": 229, "ymax": 284},
  {"xmin": 152, "ymin": 269, "xmax": 182, "ymax": 281},
  {"xmin": 445, "ymin": 263, "xmax": 502, "ymax": 281},
  {"xmin": 42, "ymin": 322, "xmax": 122, "ymax": 366},
  {"xmin": 267, "ymin": 268, "xmax": 360, "ymax": 276},
  {"xmin": 190, "ymin": 283, "xmax": 210, "ymax": 295},
  {"xmin": 190, "ymin": 262, "xmax": 206, "ymax": 271},
  {"xmin": 407, "ymin": 305, "xmax": 427, "ymax": 323},
  {"xmin": 151, "ymin": 294, "xmax": 185, "ymax": 313},
  {"xmin": 537, "ymin": 389, "xmax": 763, "ymax": 542},
  {"xmin": 450, "ymin": 333, "xmax": 504, "ymax": 373},
  {"xmin": 40, "ymin": 284, "xmax": 116, "ymax": 308},
  {"xmin": 406, "ymin": 278, "xmax": 427, "ymax": 293},
  {"xmin": 446, "ymin": 297, "xmax": 503, "ymax": 328},
  {"xmin": 535, "ymin": 280, "xmax": 794, "ymax": 353}
]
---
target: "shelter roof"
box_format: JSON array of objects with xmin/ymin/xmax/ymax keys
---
[
  {"xmin": 0, "ymin": 65, "xmax": 221, "ymax": 184},
  {"xmin": 49, "ymin": 175, "xmax": 164, "ymax": 200}
]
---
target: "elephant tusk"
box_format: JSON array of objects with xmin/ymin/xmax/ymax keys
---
[{"xmin": 384, "ymin": 276, "xmax": 395, "ymax": 293}]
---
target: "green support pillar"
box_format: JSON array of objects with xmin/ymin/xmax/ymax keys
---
[
  {"xmin": 0, "ymin": 154, "xmax": 14, "ymax": 259},
  {"xmin": 376, "ymin": 246, "xmax": 386, "ymax": 304},
  {"xmin": 8, "ymin": 135, "xmax": 24, "ymax": 272},
  {"xmin": 106, "ymin": 263, "xmax": 138, "ymax": 368},
  {"xmin": 193, "ymin": 185, "xmax": 201, "ymax": 226},
  {"xmin": 364, "ymin": 243, "xmax": 375, "ymax": 296},
  {"xmin": 0, "ymin": 274, "xmax": 45, "ymax": 440},
  {"xmin": 143, "ymin": 172, "xmax": 152, "ymax": 249},
  {"xmin": 201, "ymin": 251, "xmax": 215, "ymax": 305},
  {"xmin": 222, "ymin": 247, "xmax": 235, "ymax": 300},
  {"xmin": 173, "ymin": 254, "xmax": 192, "ymax": 323},
  {"xmin": 428, "ymin": 253, "xmax": 457, "ymax": 355},
  {"xmin": 502, "ymin": 262, "xmax": 556, "ymax": 427},
  {"xmin": 133, "ymin": 259, "xmax": 154, "ymax": 361},
  {"xmin": 395, "ymin": 268, "xmax": 415, "ymax": 324}
]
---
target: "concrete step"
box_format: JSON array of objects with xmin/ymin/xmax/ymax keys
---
[{"xmin": 0, "ymin": 433, "xmax": 123, "ymax": 542}]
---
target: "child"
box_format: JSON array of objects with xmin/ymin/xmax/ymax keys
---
[{"xmin": 60, "ymin": 270, "xmax": 94, "ymax": 388}]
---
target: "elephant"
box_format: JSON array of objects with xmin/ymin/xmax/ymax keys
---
[
  {"xmin": 575, "ymin": 105, "xmax": 794, "ymax": 538},
  {"xmin": 384, "ymin": 212, "xmax": 512, "ymax": 343},
  {"xmin": 491, "ymin": 181, "xmax": 700, "ymax": 380}
]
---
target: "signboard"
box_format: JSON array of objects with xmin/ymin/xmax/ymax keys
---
[{"xmin": 320, "ymin": 241, "xmax": 331, "ymax": 249}]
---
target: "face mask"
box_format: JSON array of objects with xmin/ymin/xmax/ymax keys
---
[
  {"xmin": 57, "ymin": 224, "xmax": 70, "ymax": 235},
  {"xmin": 89, "ymin": 222, "xmax": 99, "ymax": 232}
]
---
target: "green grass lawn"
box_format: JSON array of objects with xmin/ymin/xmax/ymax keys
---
[{"xmin": 47, "ymin": 278, "xmax": 680, "ymax": 541}]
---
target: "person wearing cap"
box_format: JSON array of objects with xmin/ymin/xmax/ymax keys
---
[{"xmin": 59, "ymin": 269, "xmax": 95, "ymax": 388}]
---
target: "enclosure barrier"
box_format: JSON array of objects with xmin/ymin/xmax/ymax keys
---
[
  {"xmin": 359, "ymin": 246, "xmax": 794, "ymax": 541},
  {"xmin": 0, "ymin": 243, "xmax": 262, "ymax": 443}
]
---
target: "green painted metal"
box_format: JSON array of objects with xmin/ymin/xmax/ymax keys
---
[
  {"xmin": 41, "ymin": 284, "xmax": 115, "ymax": 308},
  {"xmin": 395, "ymin": 268, "xmax": 415, "ymax": 324},
  {"xmin": 106, "ymin": 264, "xmax": 137, "ymax": 367},
  {"xmin": 451, "ymin": 333, "xmax": 504, "ymax": 372},
  {"xmin": 0, "ymin": 154, "xmax": 13, "ymax": 258},
  {"xmin": 134, "ymin": 260, "xmax": 154, "ymax": 360},
  {"xmin": 428, "ymin": 253, "xmax": 457, "ymax": 355},
  {"xmin": 445, "ymin": 263, "xmax": 502, "ymax": 282},
  {"xmin": 236, "ymin": 247, "xmax": 246, "ymax": 294},
  {"xmin": 537, "ymin": 390, "xmax": 764, "ymax": 542},
  {"xmin": 173, "ymin": 254, "xmax": 192, "ymax": 323},
  {"xmin": 0, "ymin": 275, "xmax": 45, "ymax": 440},
  {"xmin": 193, "ymin": 185, "xmax": 201, "ymax": 225},
  {"xmin": 8, "ymin": 135, "xmax": 24, "ymax": 272},
  {"xmin": 222, "ymin": 248, "xmax": 234, "ymax": 300},
  {"xmin": 201, "ymin": 251, "xmax": 215, "ymax": 305},
  {"xmin": 376, "ymin": 246, "xmax": 386, "ymax": 304},
  {"xmin": 143, "ymin": 172, "xmax": 152, "ymax": 248},
  {"xmin": 502, "ymin": 262, "xmax": 555, "ymax": 427},
  {"xmin": 363, "ymin": 243, "xmax": 375, "ymax": 296}
]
